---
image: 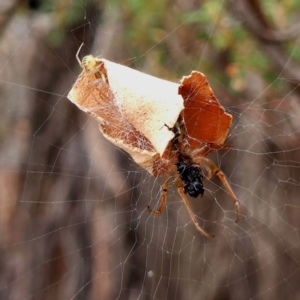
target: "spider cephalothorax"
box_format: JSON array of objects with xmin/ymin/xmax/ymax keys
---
[
  {"xmin": 176, "ymin": 161, "xmax": 204, "ymax": 198},
  {"xmin": 172, "ymin": 122, "xmax": 205, "ymax": 198}
]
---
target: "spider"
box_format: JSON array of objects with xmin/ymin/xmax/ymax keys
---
[
  {"xmin": 147, "ymin": 118, "xmax": 240, "ymax": 239},
  {"xmin": 69, "ymin": 48, "xmax": 240, "ymax": 238}
]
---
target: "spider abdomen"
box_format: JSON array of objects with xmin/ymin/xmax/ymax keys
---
[{"xmin": 176, "ymin": 162, "xmax": 204, "ymax": 198}]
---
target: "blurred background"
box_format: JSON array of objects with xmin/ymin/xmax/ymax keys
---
[{"xmin": 1, "ymin": 0, "xmax": 300, "ymax": 299}]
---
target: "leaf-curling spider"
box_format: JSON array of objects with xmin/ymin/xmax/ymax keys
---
[
  {"xmin": 68, "ymin": 50, "xmax": 239, "ymax": 239},
  {"xmin": 147, "ymin": 119, "xmax": 240, "ymax": 239}
]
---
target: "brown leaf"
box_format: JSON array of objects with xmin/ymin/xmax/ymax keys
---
[{"xmin": 179, "ymin": 71, "xmax": 232, "ymax": 154}]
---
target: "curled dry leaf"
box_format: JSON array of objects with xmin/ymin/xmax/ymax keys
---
[
  {"xmin": 68, "ymin": 56, "xmax": 231, "ymax": 176},
  {"xmin": 68, "ymin": 56, "xmax": 184, "ymax": 175},
  {"xmin": 68, "ymin": 54, "xmax": 240, "ymax": 237},
  {"xmin": 179, "ymin": 71, "xmax": 232, "ymax": 156}
]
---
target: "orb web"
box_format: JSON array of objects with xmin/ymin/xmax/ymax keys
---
[{"xmin": 0, "ymin": 1, "xmax": 300, "ymax": 299}]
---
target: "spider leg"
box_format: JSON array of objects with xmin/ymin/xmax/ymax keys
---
[
  {"xmin": 203, "ymin": 169, "xmax": 212, "ymax": 182},
  {"xmin": 197, "ymin": 157, "xmax": 240, "ymax": 223},
  {"xmin": 177, "ymin": 184, "xmax": 214, "ymax": 238},
  {"xmin": 147, "ymin": 178, "xmax": 169, "ymax": 216}
]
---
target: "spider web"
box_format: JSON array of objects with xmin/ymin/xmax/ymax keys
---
[{"xmin": 1, "ymin": 0, "xmax": 300, "ymax": 299}]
